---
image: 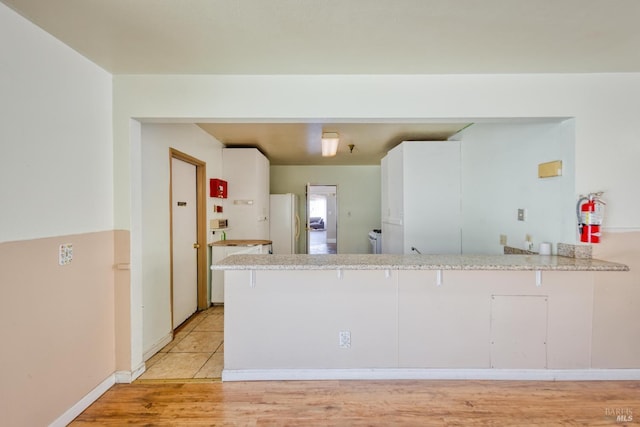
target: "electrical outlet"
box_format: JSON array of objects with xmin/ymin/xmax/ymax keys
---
[
  {"xmin": 499, "ymin": 234, "xmax": 507, "ymax": 245},
  {"xmin": 517, "ymin": 208, "xmax": 526, "ymax": 221},
  {"xmin": 59, "ymin": 243, "xmax": 73, "ymax": 265},
  {"xmin": 339, "ymin": 330, "xmax": 351, "ymax": 349}
]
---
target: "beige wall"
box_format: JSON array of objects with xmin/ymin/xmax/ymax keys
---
[
  {"xmin": 270, "ymin": 165, "xmax": 381, "ymax": 254},
  {"xmin": 0, "ymin": 232, "xmax": 116, "ymax": 426},
  {"xmin": 592, "ymin": 231, "xmax": 640, "ymax": 367},
  {"xmin": 114, "ymin": 230, "xmax": 131, "ymax": 372}
]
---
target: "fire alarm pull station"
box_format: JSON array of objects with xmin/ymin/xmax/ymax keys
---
[{"xmin": 210, "ymin": 179, "xmax": 227, "ymax": 198}]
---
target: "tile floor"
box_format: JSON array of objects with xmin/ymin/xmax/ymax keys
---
[{"xmin": 139, "ymin": 305, "xmax": 224, "ymax": 380}]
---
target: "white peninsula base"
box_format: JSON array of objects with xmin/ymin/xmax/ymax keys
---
[{"xmin": 215, "ymin": 254, "xmax": 637, "ymax": 381}]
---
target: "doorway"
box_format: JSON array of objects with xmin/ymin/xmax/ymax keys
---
[
  {"xmin": 306, "ymin": 184, "xmax": 338, "ymax": 254},
  {"xmin": 169, "ymin": 149, "xmax": 208, "ymax": 331}
]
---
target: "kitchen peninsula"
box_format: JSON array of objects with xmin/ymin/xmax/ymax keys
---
[
  {"xmin": 213, "ymin": 253, "xmax": 632, "ymax": 382},
  {"xmin": 209, "ymin": 239, "xmax": 271, "ymax": 304}
]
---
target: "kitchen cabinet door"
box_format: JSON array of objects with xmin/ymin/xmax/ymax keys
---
[
  {"xmin": 382, "ymin": 144, "xmax": 404, "ymax": 224},
  {"xmin": 381, "ymin": 145, "xmax": 404, "ymax": 254}
]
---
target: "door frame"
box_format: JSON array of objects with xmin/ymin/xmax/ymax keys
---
[
  {"xmin": 169, "ymin": 148, "xmax": 208, "ymax": 327},
  {"xmin": 305, "ymin": 183, "xmax": 338, "ymax": 254}
]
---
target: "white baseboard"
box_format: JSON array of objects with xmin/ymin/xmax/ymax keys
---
[
  {"xmin": 143, "ymin": 332, "xmax": 172, "ymax": 361},
  {"xmin": 222, "ymin": 368, "xmax": 640, "ymax": 382},
  {"xmin": 49, "ymin": 374, "xmax": 115, "ymax": 427},
  {"xmin": 115, "ymin": 362, "xmax": 146, "ymax": 384},
  {"xmin": 115, "ymin": 370, "xmax": 131, "ymax": 383}
]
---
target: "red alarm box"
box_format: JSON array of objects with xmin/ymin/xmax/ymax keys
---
[{"xmin": 209, "ymin": 179, "xmax": 227, "ymax": 198}]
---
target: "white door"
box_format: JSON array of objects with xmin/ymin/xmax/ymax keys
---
[{"xmin": 171, "ymin": 157, "xmax": 198, "ymax": 329}]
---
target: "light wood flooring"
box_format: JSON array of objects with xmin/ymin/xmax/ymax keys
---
[
  {"xmin": 71, "ymin": 379, "xmax": 639, "ymax": 425},
  {"xmin": 139, "ymin": 305, "xmax": 224, "ymax": 380},
  {"xmin": 75, "ymin": 305, "xmax": 639, "ymax": 425}
]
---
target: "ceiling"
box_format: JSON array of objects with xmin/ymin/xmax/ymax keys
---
[
  {"xmin": 4, "ymin": 0, "xmax": 640, "ymax": 75},
  {"xmin": 4, "ymin": 0, "xmax": 639, "ymax": 164},
  {"xmin": 197, "ymin": 122, "xmax": 469, "ymax": 165}
]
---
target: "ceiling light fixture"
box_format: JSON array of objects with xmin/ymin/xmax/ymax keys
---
[{"xmin": 321, "ymin": 132, "xmax": 339, "ymax": 157}]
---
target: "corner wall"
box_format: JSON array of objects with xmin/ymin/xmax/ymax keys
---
[
  {"xmin": 459, "ymin": 120, "xmax": 576, "ymax": 254},
  {"xmin": 140, "ymin": 123, "xmax": 223, "ymax": 355},
  {"xmin": 0, "ymin": 4, "xmax": 115, "ymax": 425}
]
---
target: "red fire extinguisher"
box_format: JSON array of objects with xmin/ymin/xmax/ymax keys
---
[{"xmin": 577, "ymin": 192, "xmax": 605, "ymax": 243}]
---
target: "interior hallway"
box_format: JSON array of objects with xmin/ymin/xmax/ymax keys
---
[{"xmin": 139, "ymin": 305, "xmax": 224, "ymax": 380}]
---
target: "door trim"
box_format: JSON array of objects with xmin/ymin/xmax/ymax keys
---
[
  {"xmin": 305, "ymin": 183, "xmax": 338, "ymax": 254},
  {"xmin": 169, "ymin": 148, "xmax": 208, "ymax": 328}
]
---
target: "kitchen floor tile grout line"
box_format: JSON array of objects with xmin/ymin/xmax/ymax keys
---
[{"xmin": 138, "ymin": 305, "xmax": 224, "ymax": 381}]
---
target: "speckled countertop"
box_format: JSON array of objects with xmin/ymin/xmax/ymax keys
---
[{"xmin": 212, "ymin": 254, "xmax": 629, "ymax": 271}]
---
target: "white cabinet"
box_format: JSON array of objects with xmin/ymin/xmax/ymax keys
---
[
  {"xmin": 381, "ymin": 144, "xmax": 405, "ymax": 254},
  {"xmin": 381, "ymin": 141, "xmax": 461, "ymax": 254},
  {"xmin": 222, "ymin": 148, "xmax": 270, "ymax": 240},
  {"xmin": 381, "ymin": 144, "xmax": 404, "ymax": 225}
]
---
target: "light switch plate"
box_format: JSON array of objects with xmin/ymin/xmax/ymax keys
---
[
  {"xmin": 517, "ymin": 209, "xmax": 526, "ymax": 221},
  {"xmin": 59, "ymin": 243, "xmax": 73, "ymax": 265},
  {"xmin": 339, "ymin": 330, "xmax": 351, "ymax": 349}
]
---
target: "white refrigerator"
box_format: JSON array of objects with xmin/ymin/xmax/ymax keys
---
[{"xmin": 269, "ymin": 193, "xmax": 300, "ymax": 254}]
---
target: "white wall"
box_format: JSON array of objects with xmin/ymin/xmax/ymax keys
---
[
  {"xmin": 270, "ymin": 166, "xmax": 381, "ymax": 254},
  {"xmin": 0, "ymin": 3, "xmax": 113, "ymax": 243},
  {"xmin": 141, "ymin": 123, "xmax": 223, "ymax": 355},
  {"xmin": 459, "ymin": 120, "xmax": 575, "ymax": 254},
  {"xmin": 114, "ymin": 73, "xmax": 640, "ymax": 231}
]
